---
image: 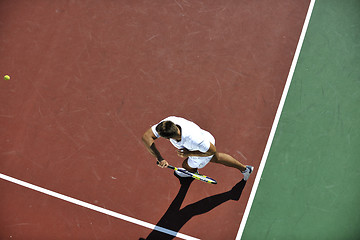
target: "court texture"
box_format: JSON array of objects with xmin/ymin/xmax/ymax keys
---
[{"xmin": 0, "ymin": 0, "xmax": 359, "ymax": 239}]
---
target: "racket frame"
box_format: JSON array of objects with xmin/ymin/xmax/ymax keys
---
[{"xmin": 167, "ymin": 164, "xmax": 217, "ymax": 184}]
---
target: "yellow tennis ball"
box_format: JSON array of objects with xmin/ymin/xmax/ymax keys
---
[{"xmin": 4, "ymin": 75, "xmax": 10, "ymax": 80}]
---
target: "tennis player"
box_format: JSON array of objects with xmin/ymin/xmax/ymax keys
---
[{"xmin": 142, "ymin": 116, "xmax": 254, "ymax": 181}]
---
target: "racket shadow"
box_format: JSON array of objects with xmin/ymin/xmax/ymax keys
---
[{"xmin": 139, "ymin": 174, "xmax": 246, "ymax": 240}]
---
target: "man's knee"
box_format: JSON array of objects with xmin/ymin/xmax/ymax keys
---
[{"xmin": 210, "ymin": 153, "xmax": 220, "ymax": 163}]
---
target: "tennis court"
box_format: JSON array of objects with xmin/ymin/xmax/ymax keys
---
[{"xmin": 1, "ymin": 1, "xmax": 358, "ymax": 239}]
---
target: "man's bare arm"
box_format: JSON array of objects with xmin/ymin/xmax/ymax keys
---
[{"xmin": 142, "ymin": 128, "xmax": 168, "ymax": 167}]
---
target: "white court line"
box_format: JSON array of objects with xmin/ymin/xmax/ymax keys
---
[
  {"xmin": 235, "ymin": 1, "xmax": 316, "ymax": 239},
  {"xmin": 0, "ymin": 173, "xmax": 200, "ymax": 240}
]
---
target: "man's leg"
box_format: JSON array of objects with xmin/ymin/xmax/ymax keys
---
[
  {"xmin": 173, "ymin": 158, "xmax": 198, "ymax": 178},
  {"xmin": 182, "ymin": 158, "xmax": 198, "ymax": 173},
  {"xmin": 211, "ymin": 153, "xmax": 247, "ymax": 172}
]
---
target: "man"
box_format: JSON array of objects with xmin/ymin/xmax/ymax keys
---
[{"xmin": 142, "ymin": 116, "xmax": 254, "ymax": 181}]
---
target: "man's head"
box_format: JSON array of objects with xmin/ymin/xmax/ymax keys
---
[{"xmin": 156, "ymin": 121, "xmax": 178, "ymax": 139}]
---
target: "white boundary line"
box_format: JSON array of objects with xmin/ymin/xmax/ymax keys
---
[
  {"xmin": 235, "ymin": 1, "xmax": 316, "ymax": 239},
  {"xmin": 0, "ymin": 173, "xmax": 200, "ymax": 240}
]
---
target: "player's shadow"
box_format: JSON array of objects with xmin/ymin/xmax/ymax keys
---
[{"xmin": 139, "ymin": 174, "xmax": 246, "ymax": 240}]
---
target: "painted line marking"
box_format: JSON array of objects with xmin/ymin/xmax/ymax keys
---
[
  {"xmin": 0, "ymin": 173, "xmax": 200, "ymax": 240},
  {"xmin": 235, "ymin": 0, "xmax": 316, "ymax": 239}
]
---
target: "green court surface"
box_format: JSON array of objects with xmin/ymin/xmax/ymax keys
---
[{"xmin": 242, "ymin": 1, "xmax": 360, "ymax": 239}]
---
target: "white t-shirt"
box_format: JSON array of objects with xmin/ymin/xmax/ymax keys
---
[{"xmin": 151, "ymin": 116, "xmax": 214, "ymax": 153}]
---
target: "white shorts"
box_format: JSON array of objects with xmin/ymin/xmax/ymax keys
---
[
  {"xmin": 187, "ymin": 133, "xmax": 215, "ymax": 169},
  {"xmin": 187, "ymin": 155, "xmax": 214, "ymax": 169}
]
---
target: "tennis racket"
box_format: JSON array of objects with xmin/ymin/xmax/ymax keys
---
[{"xmin": 167, "ymin": 164, "xmax": 217, "ymax": 184}]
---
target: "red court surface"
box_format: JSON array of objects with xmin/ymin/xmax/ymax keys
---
[{"xmin": 0, "ymin": 1, "xmax": 310, "ymax": 239}]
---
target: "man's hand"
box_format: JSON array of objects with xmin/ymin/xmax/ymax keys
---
[
  {"xmin": 177, "ymin": 149, "xmax": 191, "ymax": 158},
  {"xmin": 157, "ymin": 159, "xmax": 169, "ymax": 168},
  {"xmin": 177, "ymin": 144, "xmax": 217, "ymax": 158}
]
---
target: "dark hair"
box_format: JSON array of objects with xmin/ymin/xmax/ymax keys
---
[{"xmin": 156, "ymin": 121, "xmax": 178, "ymax": 138}]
